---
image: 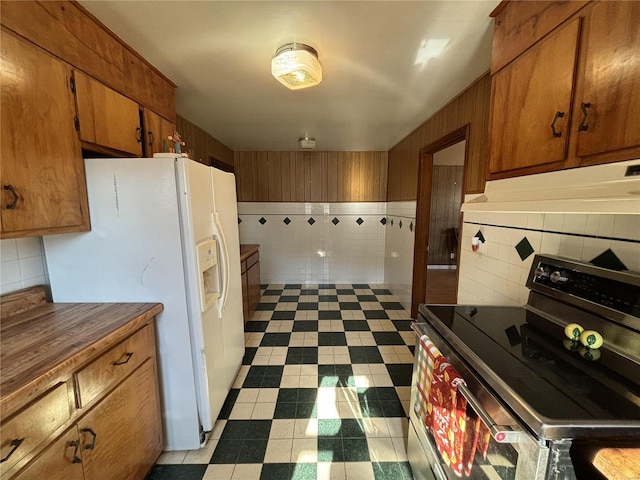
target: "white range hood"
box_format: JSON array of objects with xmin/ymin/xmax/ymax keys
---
[{"xmin": 462, "ymin": 159, "xmax": 640, "ymax": 214}]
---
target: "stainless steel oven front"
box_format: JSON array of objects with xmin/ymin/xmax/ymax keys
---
[{"xmin": 408, "ymin": 321, "xmax": 549, "ymax": 480}]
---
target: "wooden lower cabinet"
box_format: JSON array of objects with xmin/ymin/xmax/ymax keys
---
[
  {"xmin": 13, "ymin": 360, "xmax": 160, "ymax": 480},
  {"xmin": 247, "ymin": 255, "xmax": 261, "ymax": 315},
  {"xmin": 14, "ymin": 428, "xmax": 84, "ymax": 480},
  {"xmin": 3, "ymin": 318, "xmax": 162, "ymax": 480},
  {"xmin": 240, "ymin": 246, "xmax": 260, "ymax": 324},
  {"xmin": 78, "ymin": 360, "xmax": 162, "ymax": 480}
]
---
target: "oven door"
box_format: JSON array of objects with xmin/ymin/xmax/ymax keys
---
[{"xmin": 409, "ymin": 321, "xmax": 550, "ymax": 480}]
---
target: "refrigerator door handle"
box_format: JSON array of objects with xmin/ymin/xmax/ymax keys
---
[{"xmin": 213, "ymin": 212, "xmax": 230, "ymax": 317}]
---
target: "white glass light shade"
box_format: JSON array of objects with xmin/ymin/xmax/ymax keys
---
[{"xmin": 271, "ymin": 44, "xmax": 322, "ymax": 90}]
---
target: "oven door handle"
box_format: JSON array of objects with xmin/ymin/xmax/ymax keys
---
[{"xmin": 458, "ymin": 383, "xmax": 521, "ymax": 444}]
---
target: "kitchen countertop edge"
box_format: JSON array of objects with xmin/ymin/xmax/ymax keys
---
[{"xmin": 0, "ymin": 301, "xmax": 163, "ymax": 419}]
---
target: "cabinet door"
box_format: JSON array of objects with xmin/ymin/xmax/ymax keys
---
[
  {"xmin": 143, "ymin": 108, "xmax": 175, "ymax": 156},
  {"xmin": 489, "ymin": 19, "xmax": 580, "ymax": 174},
  {"xmin": 78, "ymin": 359, "xmax": 162, "ymax": 480},
  {"xmin": 241, "ymin": 267, "xmax": 249, "ymax": 323},
  {"xmin": 14, "ymin": 427, "xmax": 84, "ymax": 480},
  {"xmin": 574, "ymin": 1, "xmax": 640, "ymax": 158},
  {"xmin": 0, "ymin": 29, "xmax": 89, "ymax": 237},
  {"xmin": 247, "ymin": 261, "xmax": 261, "ymax": 314},
  {"xmin": 74, "ymin": 71, "xmax": 143, "ymax": 156}
]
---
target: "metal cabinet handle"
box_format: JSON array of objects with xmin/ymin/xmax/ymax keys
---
[
  {"xmin": 147, "ymin": 131, "xmax": 155, "ymax": 146},
  {"xmin": 458, "ymin": 384, "xmax": 520, "ymax": 444},
  {"xmin": 3, "ymin": 185, "xmax": 19, "ymax": 210},
  {"xmin": 82, "ymin": 428, "xmax": 97, "ymax": 450},
  {"xmin": 551, "ymin": 111, "xmax": 565, "ymax": 138},
  {"xmin": 0, "ymin": 438, "xmax": 25, "ymax": 463},
  {"xmin": 69, "ymin": 440, "xmax": 83, "ymax": 463},
  {"xmin": 112, "ymin": 352, "xmax": 133, "ymax": 366},
  {"xmin": 578, "ymin": 102, "xmax": 592, "ymax": 131},
  {"xmin": 136, "ymin": 127, "xmax": 142, "ymax": 143}
]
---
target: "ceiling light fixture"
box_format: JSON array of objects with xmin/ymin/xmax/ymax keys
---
[{"xmin": 271, "ymin": 43, "xmax": 322, "ymax": 90}]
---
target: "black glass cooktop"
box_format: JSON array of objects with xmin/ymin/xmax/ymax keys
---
[{"xmin": 419, "ymin": 304, "xmax": 640, "ymax": 428}]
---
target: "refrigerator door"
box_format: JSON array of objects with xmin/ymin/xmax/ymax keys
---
[
  {"xmin": 175, "ymin": 158, "xmax": 228, "ymax": 435},
  {"xmin": 43, "ymin": 157, "xmax": 201, "ymax": 450},
  {"xmin": 210, "ymin": 168, "xmax": 246, "ymax": 392}
]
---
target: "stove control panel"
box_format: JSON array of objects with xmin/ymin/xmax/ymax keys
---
[{"xmin": 529, "ymin": 256, "xmax": 640, "ymax": 318}]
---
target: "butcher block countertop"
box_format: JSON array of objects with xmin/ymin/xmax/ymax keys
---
[
  {"xmin": 240, "ymin": 244, "xmax": 259, "ymax": 262},
  {"xmin": 593, "ymin": 448, "xmax": 640, "ymax": 480},
  {"xmin": 0, "ymin": 286, "xmax": 163, "ymax": 418}
]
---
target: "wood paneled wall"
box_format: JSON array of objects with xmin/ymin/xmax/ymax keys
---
[
  {"xmin": 387, "ymin": 74, "xmax": 491, "ymax": 200},
  {"xmin": 234, "ymin": 151, "xmax": 388, "ymax": 202},
  {"xmin": 428, "ymin": 166, "xmax": 464, "ymax": 265},
  {"xmin": 176, "ymin": 115, "xmax": 234, "ymax": 170},
  {"xmin": 1, "ymin": 1, "xmax": 175, "ymax": 122}
]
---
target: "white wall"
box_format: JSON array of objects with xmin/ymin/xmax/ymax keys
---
[
  {"xmin": 383, "ymin": 201, "xmax": 416, "ymax": 310},
  {"xmin": 0, "ymin": 237, "xmax": 49, "ymax": 295},
  {"xmin": 238, "ymin": 202, "xmax": 387, "ymax": 285}
]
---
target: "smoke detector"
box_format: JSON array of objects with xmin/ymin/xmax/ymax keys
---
[
  {"xmin": 299, "ymin": 137, "xmax": 316, "ymax": 150},
  {"xmin": 272, "ymin": 43, "xmax": 322, "ymax": 90}
]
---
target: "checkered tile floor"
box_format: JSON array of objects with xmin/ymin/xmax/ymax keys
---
[{"xmin": 146, "ymin": 284, "xmax": 416, "ymax": 480}]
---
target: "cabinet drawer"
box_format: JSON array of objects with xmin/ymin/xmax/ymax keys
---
[
  {"xmin": 75, "ymin": 326, "xmax": 154, "ymax": 408},
  {"xmin": 247, "ymin": 251, "xmax": 259, "ymax": 269},
  {"xmin": 0, "ymin": 383, "xmax": 70, "ymax": 475}
]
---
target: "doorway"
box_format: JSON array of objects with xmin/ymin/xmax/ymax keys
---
[{"xmin": 410, "ymin": 125, "xmax": 468, "ymax": 317}]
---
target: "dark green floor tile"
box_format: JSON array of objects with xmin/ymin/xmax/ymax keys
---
[
  {"xmin": 340, "ymin": 418, "xmax": 366, "ymax": 438},
  {"xmin": 145, "ymin": 464, "xmax": 207, "ymax": 480},
  {"xmin": 318, "ymin": 418, "xmax": 342, "ymax": 437},
  {"xmin": 237, "ymin": 439, "xmax": 268, "ymax": 463},
  {"xmin": 290, "ymin": 462, "xmax": 317, "ymax": 480},
  {"xmin": 398, "ymin": 461, "xmax": 414, "ymax": 479},
  {"xmin": 209, "ymin": 439, "xmax": 241, "ymax": 463},
  {"xmin": 295, "ymin": 402, "xmax": 317, "ymax": 419},
  {"xmin": 318, "ymin": 437, "xmax": 343, "ymax": 462},
  {"xmin": 342, "ymin": 438, "xmax": 370, "ymax": 462},
  {"xmin": 273, "ymin": 401, "xmax": 297, "ymax": 419},
  {"xmin": 260, "ymin": 463, "xmax": 292, "ymax": 480}
]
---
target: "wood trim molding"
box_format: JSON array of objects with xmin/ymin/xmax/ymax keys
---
[{"xmin": 410, "ymin": 125, "xmax": 469, "ymax": 317}]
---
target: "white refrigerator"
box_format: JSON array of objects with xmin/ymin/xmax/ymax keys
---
[{"xmin": 43, "ymin": 154, "xmax": 245, "ymax": 451}]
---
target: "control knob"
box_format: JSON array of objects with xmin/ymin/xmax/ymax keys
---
[
  {"xmin": 534, "ymin": 266, "xmax": 550, "ymax": 280},
  {"xmin": 550, "ymin": 271, "xmax": 569, "ymax": 284}
]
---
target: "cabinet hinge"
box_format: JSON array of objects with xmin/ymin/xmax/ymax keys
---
[
  {"xmin": 74, "ymin": 116, "xmax": 80, "ymax": 131},
  {"xmin": 70, "ymin": 76, "xmax": 76, "ymax": 93}
]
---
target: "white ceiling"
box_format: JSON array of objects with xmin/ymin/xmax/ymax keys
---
[{"xmin": 79, "ymin": 1, "xmax": 499, "ymax": 152}]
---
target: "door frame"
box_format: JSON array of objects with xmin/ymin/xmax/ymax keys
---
[{"xmin": 410, "ymin": 124, "xmax": 470, "ymax": 317}]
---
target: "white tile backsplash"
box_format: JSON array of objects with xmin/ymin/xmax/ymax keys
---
[
  {"xmin": 458, "ymin": 211, "xmax": 640, "ymax": 306},
  {"xmin": 1, "ymin": 237, "xmax": 49, "ymax": 295},
  {"xmin": 383, "ymin": 201, "xmax": 416, "ymax": 310},
  {"xmin": 238, "ymin": 202, "xmax": 387, "ymax": 285}
]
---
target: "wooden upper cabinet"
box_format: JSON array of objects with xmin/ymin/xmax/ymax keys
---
[
  {"xmin": 143, "ymin": 108, "xmax": 175, "ymax": 156},
  {"xmin": 74, "ymin": 70, "xmax": 143, "ymax": 156},
  {"xmin": 0, "ymin": 28, "xmax": 89, "ymax": 238},
  {"xmin": 489, "ymin": 19, "xmax": 580, "ymax": 174},
  {"xmin": 488, "ymin": 0, "xmax": 640, "ymax": 178},
  {"xmin": 572, "ymin": 0, "xmax": 640, "ymax": 160}
]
